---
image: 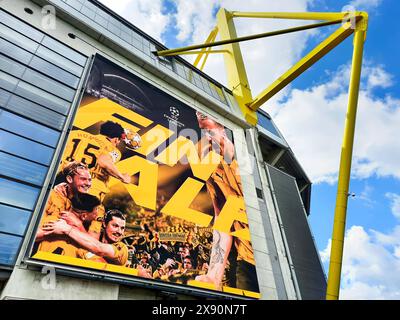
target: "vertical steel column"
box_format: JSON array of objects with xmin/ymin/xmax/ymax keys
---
[
  {"xmin": 326, "ymin": 24, "xmax": 367, "ymax": 300},
  {"xmin": 216, "ymin": 8, "xmax": 257, "ymax": 125}
]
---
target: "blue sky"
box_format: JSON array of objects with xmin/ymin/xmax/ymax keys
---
[{"xmin": 100, "ymin": 0, "xmax": 399, "ymax": 299}]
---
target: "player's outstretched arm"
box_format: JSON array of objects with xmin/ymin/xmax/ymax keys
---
[
  {"xmin": 43, "ymin": 220, "xmax": 116, "ymax": 259},
  {"xmin": 97, "ymin": 153, "xmax": 131, "ymax": 183}
]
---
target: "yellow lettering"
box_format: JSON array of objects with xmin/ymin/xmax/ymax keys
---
[
  {"xmin": 161, "ymin": 178, "xmax": 212, "ymax": 227},
  {"xmin": 213, "ymin": 195, "xmax": 251, "ymax": 241},
  {"xmin": 108, "ymin": 156, "xmax": 158, "ymax": 210}
]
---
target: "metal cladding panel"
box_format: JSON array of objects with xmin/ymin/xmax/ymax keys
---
[{"xmin": 267, "ymin": 165, "xmax": 326, "ymax": 300}]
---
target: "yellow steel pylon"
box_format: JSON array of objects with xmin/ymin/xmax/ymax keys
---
[{"xmin": 155, "ymin": 8, "xmax": 368, "ymax": 300}]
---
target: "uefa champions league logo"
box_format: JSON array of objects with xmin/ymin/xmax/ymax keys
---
[{"xmin": 169, "ymin": 107, "xmax": 180, "ymax": 121}]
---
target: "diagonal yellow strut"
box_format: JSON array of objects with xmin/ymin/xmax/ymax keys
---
[
  {"xmin": 248, "ymin": 21, "xmax": 355, "ymax": 110},
  {"xmin": 193, "ymin": 27, "xmax": 219, "ymax": 70}
]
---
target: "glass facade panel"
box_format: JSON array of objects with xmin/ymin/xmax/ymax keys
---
[
  {"xmin": 0, "ymin": 10, "xmax": 44, "ymax": 42},
  {"xmin": 15, "ymin": 81, "xmax": 70, "ymax": 115},
  {"xmin": 0, "ymin": 71, "xmax": 18, "ymax": 92},
  {"xmin": 30, "ymin": 56, "xmax": 80, "ymax": 88},
  {"xmin": 65, "ymin": 0, "xmax": 83, "ymax": 11},
  {"xmin": 0, "ymin": 204, "xmax": 31, "ymax": 236},
  {"xmin": 0, "ymin": 111, "xmax": 59, "ymax": 147},
  {"xmin": 6, "ymin": 93, "xmax": 65, "ymax": 130},
  {"xmin": 0, "ymin": 54, "xmax": 26, "ymax": 78},
  {"xmin": 0, "ymin": 23, "xmax": 39, "ymax": 53},
  {"xmin": 81, "ymin": 4, "xmax": 96, "ymax": 20},
  {"xmin": 258, "ymin": 112, "xmax": 281, "ymax": 138},
  {"xmin": 0, "ymin": 37, "xmax": 33, "ymax": 65},
  {"xmin": 0, "ymin": 130, "xmax": 54, "ymax": 165},
  {"xmin": 94, "ymin": 14, "xmax": 108, "ymax": 29},
  {"xmin": 0, "ymin": 233, "xmax": 22, "ymax": 266},
  {"xmin": 22, "ymin": 69, "xmax": 76, "ymax": 102},
  {"xmin": 0, "ymin": 151, "xmax": 47, "ymax": 186},
  {"xmin": 59, "ymin": 0, "xmax": 231, "ymax": 107},
  {"xmin": 108, "ymin": 21, "xmax": 121, "ymax": 37},
  {"xmin": 0, "ymin": 177, "xmax": 39, "ymax": 210},
  {"xmin": 41, "ymin": 36, "xmax": 86, "ymax": 66},
  {"xmin": 0, "ymin": 87, "xmax": 11, "ymax": 106},
  {"xmin": 36, "ymin": 45, "xmax": 83, "ymax": 77}
]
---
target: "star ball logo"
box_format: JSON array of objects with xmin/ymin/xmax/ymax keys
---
[{"xmin": 169, "ymin": 106, "xmax": 180, "ymax": 121}]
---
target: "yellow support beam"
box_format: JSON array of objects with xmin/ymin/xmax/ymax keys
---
[
  {"xmin": 326, "ymin": 15, "xmax": 368, "ymax": 300},
  {"xmin": 216, "ymin": 8, "xmax": 257, "ymax": 125},
  {"xmin": 193, "ymin": 27, "xmax": 219, "ymax": 69},
  {"xmin": 248, "ymin": 22, "xmax": 355, "ymax": 110},
  {"xmin": 155, "ymin": 19, "xmax": 343, "ymax": 58},
  {"xmin": 162, "ymin": 50, "xmax": 229, "ymax": 56},
  {"xmin": 231, "ymin": 11, "xmax": 351, "ymax": 21}
]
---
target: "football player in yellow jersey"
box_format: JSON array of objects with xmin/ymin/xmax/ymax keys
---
[
  {"xmin": 61, "ymin": 121, "xmax": 132, "ymax": 200},
  {"xmin": 36, "ymin": 192, "xmax": 101, "ymax": 257},
  {"xmin": 43, "ymin": 209, "xmax": 129, "ymax": 266},
  {"xmin": 194, "ymin": 112, "xmax": 259, "ymax": 293},
  {"xmin": 61, "ymin": 121, "xmax": 133, "ymax": 238},
  {"xmin": 35, "ymin": 161, "xmax": 93, "ymax": 239}
]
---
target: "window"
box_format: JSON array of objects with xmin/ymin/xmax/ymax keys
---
[
  {"xmin": 41, "ymin": 36, "xmax": 86, "ymax": 66},
  {"xmin": 0, "ymin": 130, "xmax": 54, "ymax": 165},
  {"xmin": 0, "ymin": 54, "xmax": 26, "ymax": 78},
  {"xmin": 0, "ymin": 10, "xmax": 43, "ymax": 42},
  {"xmin": 15, "ymin": 81, "xmax": 70, "ymax": 115},
  {"xmin": 0, "ymin": 204, "xmax": 31, "ymax": 236},
  {"xmin": 0, "ymin": 37, "xmax": 33, "ymax": 65},
  {"xmin": 258, "ymin": 112, "xmax": 281, "ymax": 138},
  {"xmin": 0, "ymin": 23, "xmax": 39, "ymax": 53},
  {"xmin": 5, "ymin": 93, "xmax": 66, "ymax": 130},
  {"xmin": 0, "ymin": 152, "xmax": 48, "ymax": 186},
  {"xmin": 0, "ymin": 9, "xmax": 88, "ymax": 269},
  {"xmin": 0, "ymin": 111, "xmax": 59, "ymax": 147},
  {"xmin": 0, "ymin": 233, "xmax": 23, "ymax": 266},
  {"xmin": 22, "ymin": 69, "xmax": 76, "ymax": 102},
  {"xmin": 29, "ymin": 56, "xmax": 80, "ymax": 88},
  {"xmin": 0, "ymin": 178, "xmax": 39, "ymax": 210},
  {"xmin": 36, "ymin": 46, "xmax": 82, "ymax": 77}
]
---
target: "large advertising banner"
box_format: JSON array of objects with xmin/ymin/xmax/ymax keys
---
[{"xmin": 31, "ymin": 55, "xmax": 260, "ymax": 298}]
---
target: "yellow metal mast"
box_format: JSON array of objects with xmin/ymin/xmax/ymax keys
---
[
  {"xmin": 155, "ymin": 9, "xmax": 368, "ymax": 300},
  {"xmin": 326, "ymin": 14, "xmax": 368, "ymax": 300}
]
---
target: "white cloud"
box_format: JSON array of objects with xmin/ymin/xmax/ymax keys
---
[
  {"xmin": 366, "ymin": 66, "xmax": 394, "ymax": 90},
  {"xmin": 172, "ymin": 0, "xmax": 314, "ymax": 94},
  {"xmin": 321, "ymin": 225, "xmax": 400, "ymax": 299},
  {"xmin": 98, "ymin": 0, "xmax": 171, "ymax": 42},
  {"xmin": 386, "ymin": 193, "xmax": 400, "ymax": 219},
  {"xmin": 319, "ymin": 238, "xmax": 331, "ymax": 263},
  {"xmin": 268, "ymin": 63, "xmax": 400, "ymax": 184},
  {"xmin": 357, "ymin": 184, "xmax": 377, "ymax": 208},
  {"xmin": 348, "ymin": 0, "xmax": 382, "ymax": 10}
]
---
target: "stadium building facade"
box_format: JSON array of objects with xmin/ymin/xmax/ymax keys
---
[{"xmin": 0, "ymin": 0, "xmax": 326, "ymax": 300}]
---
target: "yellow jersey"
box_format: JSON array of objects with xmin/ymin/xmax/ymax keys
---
[
  {"xmin": 37, "ymin": 187, "xmax": 79, "ymax": 257},
  {"xmin": 61, "ymin": 130, "xmax": 122, "ymax": 197}
]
